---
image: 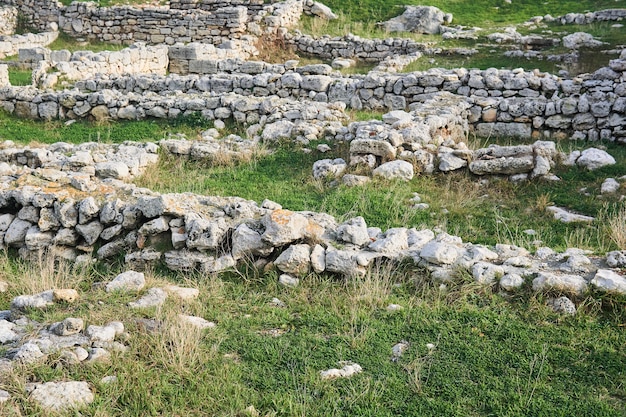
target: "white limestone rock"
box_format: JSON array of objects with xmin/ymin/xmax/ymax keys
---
[
  {"xmin": 576, "ymin": 148, "xmax": 616, "ymax": 171},
  {"xmin": 29, "ymin": 381, "xmax": 94, "ymax": 411},
  {"xmin": 179, "ymin": 314, "xmax": 216, "ymax": 329},
  {"xmin": 547, "ymin": 296, "xmax": 577, "ymax": 315},
  {"xmin": 313, "ymin": 158, "xmax": 347, "ymax": 179},
  {"xmin": 129, "ymin": 287, "xmax": 167, "ymax": 309},
  {"xmin": 278, "ymin": 274, "xmax": 300, "ymax": 288},
  {"xmin": 11, "ymin": 290, "xmax": 54, "ymax": 310},
  {"xmin": 532, "ymin": 272, "xmax": 588, "ymax": 295},
  {"xmin": 472, "ymin": 262, "xmax": 505, "ymax": 284},
  {"xmin": 600, "ymin": 178, "xmax": 620, "ymax": 194},
  {"xmin": 368, "ymin": 228, "xmax": 409, "ymax": 254},
  {"xmin": 0, "ymin": 320, "xmax": 18, "ymax": 344},
  {"xmin": 163, "ymin": 285, "xmax": 199, "ymax": 300},
  {"xmin": 499, "ymin": 273, "xmax": 524, "ymax": 291},
  {"xmin": 546, "ymin": 206, "xmax": 594, "ymax": 223},
  {"xmin": 261, "ymin": 209, "xmax": 313, "ymax": 246},
  {"xmin": 606, "ymin": 251, "xmax": 626, "ymax": 268},
  {"xmin": 320, "ymin": 362, "xmax": 363, "ymax": 379},
  {"xmin": 373, "ymin": 160, "xmax": 414, "ymax": 181},
  {"xmin": 337, "ymin": 216, "xmax": 370, "ymax": 246},
  {"xmin": 591, "ymin": 269, "xmax": 626, "ymax": 294},
  {"xmin": 231, "ymin": 223, "xmax": 273, "ymax": 260},
  {"xmin": 381, "ymin": 5, "xmax": 449, "ymax": 34},
  {"xmin": 274, "ymin": 244, "xmax": 311, "ymax": 276},
  {"xmin": 50, "ymin": 317, "xmax": 84, "ymax": 336},
  {"xmin": 106, "ymin": 271, "xmax": 145, "ymax": 292},
  {"xmin": 420, "ymin": 239, "xmax": 462, "ymax": 265},
  {"xmin": 310, "ymin": 1, "xmax": 337, "ymax": 20}
]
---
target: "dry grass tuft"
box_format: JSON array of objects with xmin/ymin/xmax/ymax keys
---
[
  {"xmin": 0, "ymin": 251, "xmax": 87, "ymax": 295},
  {"xmin": 144, "ymin": 308, "xmax": 211, "ymax": 375},
  {"xmin": 607, "ymin": 203, "xmax": 626, "ymax": 250}
]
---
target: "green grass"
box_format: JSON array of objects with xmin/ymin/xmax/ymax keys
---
[
  {"xmin": 0, "ymin": 255, "xmax": 624, "ymax": 416},
  {"xmin": 7, "ymin": 69, "xmax": 32, "ymax": 86},
  {"xmin": 47, "ymin": 32, "xmax": 125, "ymax": 53},
  {"xmin": 0, "ymin": 111, "xmax": 214, "ymax": 145},
  {"xmin": 321, "ymin": 0, "xmax": 626, "ymax": 27}
]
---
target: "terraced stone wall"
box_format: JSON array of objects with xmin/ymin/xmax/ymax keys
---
[{"xmin": 4, "ymin": 55, "xmax": 622, "ymax": 142}]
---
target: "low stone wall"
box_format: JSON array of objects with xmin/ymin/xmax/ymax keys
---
[
  {"xmin": 0, "ymin": 0, "xmax": 317, "ymax": 45},
  {"xmin": 0, "ymin": 5, "xmax": 17, "ymax": 35},
  {"xmin": 546, "ymin": 8, "xmax": 626, "ymax": 25},
  {"xmin": 167, "ymin": 41, "xmax": 257, "ymax": 75},
  {"xmin": 285, "ymin": 32, "xmax": 428, "ymax": 62},
  {"xmin": 14, "ymin": 54, "xmax": 622, "ymax": 142},
  {"xmin": 0, "ymin": 0, "xmax": 249, "ymax": 45},
  {"xmin": 0, "ymin": 31, "xmax": 57, "ymax": 59},
  {"xmin": 0, "ymin": 0, "xmax": 62, "ymax": 32},
  {"xmin": 170, "ymin": 0, "xmax": 266, "ymax": 13},
  {"xmin": 32, "ymin": 44, "xmax": 169, "ymax": 88},
  {"xmin": 0, "ymin": 139, "xmax": 624, "ymax": 298},
  {"xmin": 59, "ymin": 3, "xmax": 248, "ymax": 45}
]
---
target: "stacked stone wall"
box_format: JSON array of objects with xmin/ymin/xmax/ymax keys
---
[
  {"xmin": 0, "ymin": 5, "xmax": 18, "ymax": 35},
  {"xmin": 0, "ymin": 31, "xmax": 57, "ymax": 59},
  {"xmin": 285, "ymin": 33, "xmax": 428, "ymax": 62},
  {"xmin": 5, "ymin": 56, "xmax": 620, "ymax": 142},
  {"xmin": 58, "ymin": 3, "xmax": 248, "ymax": 45}
]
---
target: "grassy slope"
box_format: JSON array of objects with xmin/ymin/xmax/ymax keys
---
[
  {"xmin": 322, "ymin": 0, "xmax": 626, "ymax": 26},
  {"xmin": 0, "ymin": 256, "xmax": 624, "ymax": 416}
]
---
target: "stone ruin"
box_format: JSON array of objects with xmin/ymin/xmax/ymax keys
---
[{"xmin": 0, "ymin": 0, "xmax": 622, "ymax": 294}]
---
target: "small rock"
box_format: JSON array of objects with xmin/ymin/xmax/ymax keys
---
[
  {"xmin": 320, "ymin": 362, "xmax": 363, "ymax": 379},
  {"xmin": 179, "ymin": 314, "xmax": 216, "ymax": 329},
  {"xmin": 391, "ymin": 341, "xmax": 409, "ymax": 361},
  {"xmin": 163, "ymin": 285, "xmax": 199, "ymax": 300},
  {"xmin": 547, "ymin": 296, "xmax": 576, "ymax": 315},
  {"xmin": 100, "ymin": 375, "xmax": 118, "ymax": 384},
  {"xmin": 106, "ymin": 271, "xmax": 145, "ymax": 292},
  {"xmin": 386, "ymin": 304, "xmax": 403, "ymax": 312},
  {"xmin": 50, "ymin": 318, "xmax": 84, "ymax": 336},
  {"xmin": 11, "ymin": 290, "xmax": 54, "ymax": 310},
  {"xmin": 591, "ymin": 269, "xmax": 626, "ymax": 294},
  {"xmin": 0, "ymin": 389, "xmax": 10, "ymax": 403},
  {"xmin": 29, "ymin": 381, "xmax": 94, "ymax": 411},
  {"xmin": 601, "ymin": 178, "xmax": 620, "ymax": 194},
  {"xmin": 278, "ymin": 274, "xmax": 299, "ymax": 288},
  {"xmin": 270, "ymin": 297, "xmax": 286, "ymax": 308},
  {"xmin": 576, "ymin": 148, "xmax": 616, "ymax": 171},
  {"xmin": 53, "ymin": 289, "xmax": 79, "ymax": 303},
  {"xmin": 546, "ymin": 206, "xmax": 594, "ymax": 223},
  {"xmin": 86, "ymin": 347, "xmax": 110, "ymax": 362},
  {"xmin": 606, "ymin": 251, "xmax": 626, "ymax": 268},
  {"xmin": 373, "ymin": 160, "xmax": 414, "ymax": 181},
  {"xmin": 14, "ymin": 342, "xmax": 45, "ymax": 364},
  {"xmin": 129, "ymin": 288, "xmax": 167, "ymax": 309}
]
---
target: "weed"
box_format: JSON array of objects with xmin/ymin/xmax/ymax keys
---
[{"xmin": 606, "ymin": 203, "xmax": 626, "ymax": 250}]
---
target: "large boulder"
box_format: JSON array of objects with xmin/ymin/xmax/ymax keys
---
[{"xmin": 381, "ymin": 6, "xmax": 451, "ymax": 34}]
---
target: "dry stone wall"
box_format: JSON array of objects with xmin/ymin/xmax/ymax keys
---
[
  {"xmin": 32, "ymin": 44, "xmax": 169, "ymax": 88},
  {"xmin": 59, "ymin": 2, "xmax": 248, "ymax": 45},
  {"xmin": 0, "ymin": 0, "xmax": 249, "ymax": 45},
  {"xmin": 285, "ymin": 32, "xmax": 428, "ymax": 62},
  {"xmin": 4, "ymin": 52, "xmax": 623, "ymax": 142},
  {"xmin": 0, "ymin": 5, "xmax": 17, "ymax": 35},
  {"xmin": 0, "ymin": 138, "xmax": 624, "ymax": 298},
  {"xmin": 0, "ymin": 31, "xmax": 57, "ymax": 59}
]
